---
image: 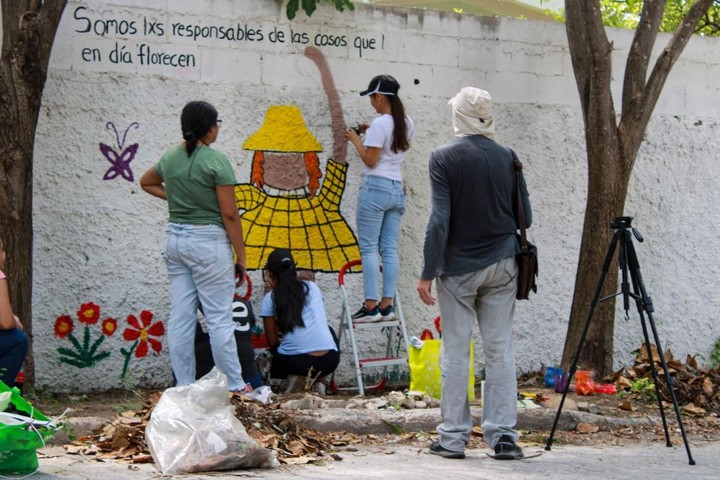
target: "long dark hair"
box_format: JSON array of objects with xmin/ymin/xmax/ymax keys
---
[
  {"xmin": 181, "ymin": 101, "xmax": 218, "ymax": 155},
  {"xmin": 265, "ymin": 249, "xmax": 307, "ymax": 334},
  {"xmin": 387, "ymin": 95, "xmax": 409, "ymax": 153}
]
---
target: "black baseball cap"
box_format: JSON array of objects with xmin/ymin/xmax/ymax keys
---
[
  {"xmin": 264, "ymin": 248, "xmax": 295, "ymax": 273},
  {"xmin": 359, "ymin": 75, "xmax": 400, "ymax": 97}
]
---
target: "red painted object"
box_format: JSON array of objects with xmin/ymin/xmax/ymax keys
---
[
  {"xmin": 14, "ymin": 371, "xmax": 24, "ymax": 392},
  {"xmin": 593, "ymin": 383, "xmax": 617, "ymax": 394},
  {"xmin": 575, "ymin": 370, "xmax": 595, "ymax": 396}
]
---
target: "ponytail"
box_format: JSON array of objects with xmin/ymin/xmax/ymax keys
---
[
  {"xmin": 388, "ymin": 96, "xmax": 409, "ymax": 153},
  {"xmin": 183, "ymin": 131, "xmax": 199, "ymax": 155},
  {"xmin": 271, "ymin": 269, "xmax": 308, "ymax": 334},
  {"xmin": 180, "ymin": 101, "xmax": 218, "ymax": 155}
]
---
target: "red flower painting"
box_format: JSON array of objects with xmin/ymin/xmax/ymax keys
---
[
  {"xmin": 54, "ymin": 315, "xmax": 74, "ymax": 339},
  {"xmin": 77, "ymin": 302, "xmax": 101, "ymax": 325},
  {"xmin": 55, "ymin": 303, "xmax": 112, "ymax": 368},
  {"xmin": 120, "ymin": 310, "xmax": 165, "ymax": 379},
  {"xmin": 101, "ymin": 318, "xmax": 117, "ymax": 337}
]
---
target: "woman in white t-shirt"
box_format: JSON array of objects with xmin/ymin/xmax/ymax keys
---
[
  {"xmin": 346, "ymin": 74, "xmax": 414, "ymax": 324},
  {"xmin": 259, "ymin": 248, "xmax": 339, "ymax": 393}
]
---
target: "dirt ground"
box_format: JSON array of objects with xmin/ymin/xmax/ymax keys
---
[{"xmin": 25, "ymin": 379, "xmax": 720, "ymax": 451}]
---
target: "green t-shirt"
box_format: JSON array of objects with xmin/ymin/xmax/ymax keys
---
[{"xmin": 154, "ymin": 145, "xmax": 237, "ymax": 226}]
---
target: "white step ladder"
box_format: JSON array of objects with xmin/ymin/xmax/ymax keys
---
[{"xmin": 330, "ymin": 259, "xmax": 410, "ymax": 395}]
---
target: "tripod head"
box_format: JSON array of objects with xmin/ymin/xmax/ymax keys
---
[{"xmin": 610, "ymin": 216, "xmax": 643, "ymax": 243}]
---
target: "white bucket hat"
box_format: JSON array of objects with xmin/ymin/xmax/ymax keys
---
[{"xmin": 448, "ymin": 87, "xmax": 495, "ymax": 139}]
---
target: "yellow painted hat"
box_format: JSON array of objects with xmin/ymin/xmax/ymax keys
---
[{"xmin": 243, "ymin": 105, "xmax": 323, "ymax": 152}]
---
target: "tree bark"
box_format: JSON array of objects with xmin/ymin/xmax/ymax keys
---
[
  {"xmin": 0, "ymin": 0, "xmax": 67, "ymax": 388},
  {"xmin": 561, "ymin": 0, "xmax": 714, "ymax": 376}
]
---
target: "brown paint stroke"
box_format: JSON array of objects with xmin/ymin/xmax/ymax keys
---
[{"xmin": 304, "ymin": 46, "xmax": 347, "ymax": 165}]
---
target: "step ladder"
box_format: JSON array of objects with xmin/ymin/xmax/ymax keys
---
[{"xmin": 330, "ymin": 259, "xmax": 410, "ymax": 395}]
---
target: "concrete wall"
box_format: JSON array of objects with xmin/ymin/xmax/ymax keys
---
[{"xmin": 27, "ymin": 0, "xmax": 720, "ymax": 391}]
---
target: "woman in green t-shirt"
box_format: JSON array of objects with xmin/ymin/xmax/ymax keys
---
[{"xmin": 140, "ymin": 101, "xmax": 251, "ymax": 394}]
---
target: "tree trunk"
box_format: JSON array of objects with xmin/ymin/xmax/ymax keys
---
[
  {"xmin": 561, "ymin": 0, "xmax": 713, "ymax": 376},
  {"xmin": 562, "ymin": 148, "xmax": 631, "ymax": 376},
  {"xmin": 0, "ymin": 0, "xmax": 67, "ymax": 388}
]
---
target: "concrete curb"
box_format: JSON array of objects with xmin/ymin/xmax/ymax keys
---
[
  {"xmin": 294, "ymin": 406, "xmax": 662, "ymax": 434},
  {"xmin": 54, "ymin": 405, "xmax": 664, "ymax": 445}
]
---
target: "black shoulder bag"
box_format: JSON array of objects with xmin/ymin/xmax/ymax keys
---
[{"xmin": 512, "ymin": 151, "xmax": 538, "ymax": 300}]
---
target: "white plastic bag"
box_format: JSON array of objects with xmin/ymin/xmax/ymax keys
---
[{"xmin": 145, "ymin": 368, "xmax": 277, "ymax": 474}]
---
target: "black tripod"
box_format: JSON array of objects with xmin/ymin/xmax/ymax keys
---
[{"xmin": 544, "ymin": 216, "xmax": 695, "ymax": 465}]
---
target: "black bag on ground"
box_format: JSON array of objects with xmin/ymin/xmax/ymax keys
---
[{"xmin": 195, "ymin": 298, "xmax": 259, "ymax": 380}]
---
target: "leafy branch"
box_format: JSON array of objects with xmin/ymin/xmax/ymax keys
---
[{"xmin": 285, "ymin": 0, "xmax": 355, "ymax": 20}]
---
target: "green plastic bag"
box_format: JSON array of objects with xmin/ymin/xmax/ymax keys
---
[{"xmin": 0, "ymin": 381, "xmax": 58, "ymax": 475}]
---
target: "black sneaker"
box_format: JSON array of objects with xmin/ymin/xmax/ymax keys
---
[
  {"xmin": 493, "ymin": 434, "xmax": 524, "ymax": 460},
  {"xmin": 351, "ymin": 305, "xmax": 382, "ymax": 323},
  {"xmin": 379, "ymin": 304, "xmax": 397, "ymax": 321},
  {"xmin": 429, "ymin": 440, "xmax": 465, "ymax": 459}
]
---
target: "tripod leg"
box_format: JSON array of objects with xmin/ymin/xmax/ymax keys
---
[
  {"xmin": 638, "ymin": 315, "xmax": 672, "ymax": 444},
  {"xmin": 545, "ymin": 231, "xmax": 620, "ymax": 451},
  {"xmin": 626, "ymin": 240, "xmax": 696, "ymax": 465}
]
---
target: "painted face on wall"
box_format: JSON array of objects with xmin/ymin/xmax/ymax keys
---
[{"xmin": 262, "ymin": 152, "xmax": 308, "ymax": 191}]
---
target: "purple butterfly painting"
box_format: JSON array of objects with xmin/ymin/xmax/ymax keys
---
[{"xmin": 100, "ymin": 122, "xmax": 139, "ymax": 182}]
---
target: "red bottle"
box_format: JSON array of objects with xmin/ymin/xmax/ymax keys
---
[{"xmin": 14, "ymin": 371, "xmax": 24, "ymax": 392}]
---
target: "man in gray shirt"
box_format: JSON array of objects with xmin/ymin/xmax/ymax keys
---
[{"xmin": 417, "ymin": 87, "xmax": 531, "ymax": 460}]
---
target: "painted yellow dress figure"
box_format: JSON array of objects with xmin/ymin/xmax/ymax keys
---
[{"xmin": 235, "ymin": 105, "xmax": 359, "ymax": 272}]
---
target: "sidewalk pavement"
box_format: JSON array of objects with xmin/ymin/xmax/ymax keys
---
[
  {"xmin": 31, "ymin": 399, "xmax": 715, "ymax": 479},
  {"xmin": 34, "ymin": 441, "xmax": 717, "ymax": 480}
]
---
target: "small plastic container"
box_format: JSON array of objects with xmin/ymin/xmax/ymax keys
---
[
  {"xmin": 544, "ymin": 367, "xmax": 563, "ymax": 388},
  {"xmin": 554, "ymin": 373, "xmax": 570, "ymax": 393},
  {"xmin": 575, "ymin": 370, "xmax": 595, "ymax": 396},
  {"xmin": 593, "ymin": 383, "xmax": 617, "ymax": 394}
]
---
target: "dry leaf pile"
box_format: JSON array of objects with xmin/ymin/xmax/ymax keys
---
[
  {"xmin": 232, "ymin": 397, "xmax": 362, "ymax": 465},
  {"xmin": 614, "ymin": 343, "xmax": 720, "ymax": 416},
  {"xmin": 65, "ymin": 390, "xmax": 360, "ymax": 466},
  {"xmin": 65, "ymin": 391, "xmax": 162, "ymax": 463}
]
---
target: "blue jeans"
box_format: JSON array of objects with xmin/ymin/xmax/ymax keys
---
[
  {"xmin": 164, "ymin": 223, "xmax": 246, "ymax": 391},
  {"xmin": 0, "ymin": 328, "xmax": 28, "ymax": 387},
  {"xmin": 355, "ymin": 175, "xmax": 406, "ymax": 301},
  {"xmin": 435, "ymin": 257, "xmax": 518, "ymax": 452}
]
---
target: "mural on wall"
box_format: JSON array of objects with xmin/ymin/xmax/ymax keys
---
[
  {"xmin": 235, "ymin": 47, "xmax": 359, "ymax": 272},
  {"xmin": 54, "ymin": 302, "xmax": 116, "ymax": 368},
  {"xmin": 99, "ymin": 122, "xmax": 139, "ymax": 182},
  {"xmin": 120, "ymin": 310, "xmax": 165, "ymax": 379},
  {"xmin": 54, "ymin": 303, "xmax": 165, "ymax": 379}
]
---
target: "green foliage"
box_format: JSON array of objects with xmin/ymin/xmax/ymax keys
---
[
  {"xmin": 629, "ymin": 377, "xmax": 657, "ymax": 401},
  {"xmin": 602, "ymin": 0, "xmax": 720, "ymax": 36},
  {"xmin": 710, "ymin": 337, "xmax": 720, "ymax": 368},
  {"xmin": 285, "ymin": 0, "xmax": 355, "ymax": 19},
  {"xmin": 546, "ymin": 1, "xmax": 720, "ymax": 37}
]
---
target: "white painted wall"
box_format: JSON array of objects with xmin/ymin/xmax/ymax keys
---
[{"xmin": 29, "ymin": 0, "xmax": 720, "ymax": 391}]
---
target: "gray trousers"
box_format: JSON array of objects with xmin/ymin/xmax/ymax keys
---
[{"xmin": 436, "ymin": 256, "xmax": 519, "ymax": 452}]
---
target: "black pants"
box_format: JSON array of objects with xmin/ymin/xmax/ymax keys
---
[
  {"xmin": 270, "ymin": 349, "xmax": 340, "ymax": 378},
  {"xmin": 271, "ymin": 327, "xmax": 340, "ymax": 378}
]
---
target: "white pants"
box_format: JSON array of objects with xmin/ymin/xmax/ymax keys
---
[{"xmin": 436, "ymin": 256, "xmax": 518, "ymax": 452}]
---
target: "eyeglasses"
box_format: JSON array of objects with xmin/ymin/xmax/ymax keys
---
[{"xmin": 216, "ymin": 119, "xmax": 223, "ymax": 126}]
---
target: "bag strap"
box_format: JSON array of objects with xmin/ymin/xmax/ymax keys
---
[{"xmin": 510, "ymin": 149, "xmax": 529, "ymax": 254}]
